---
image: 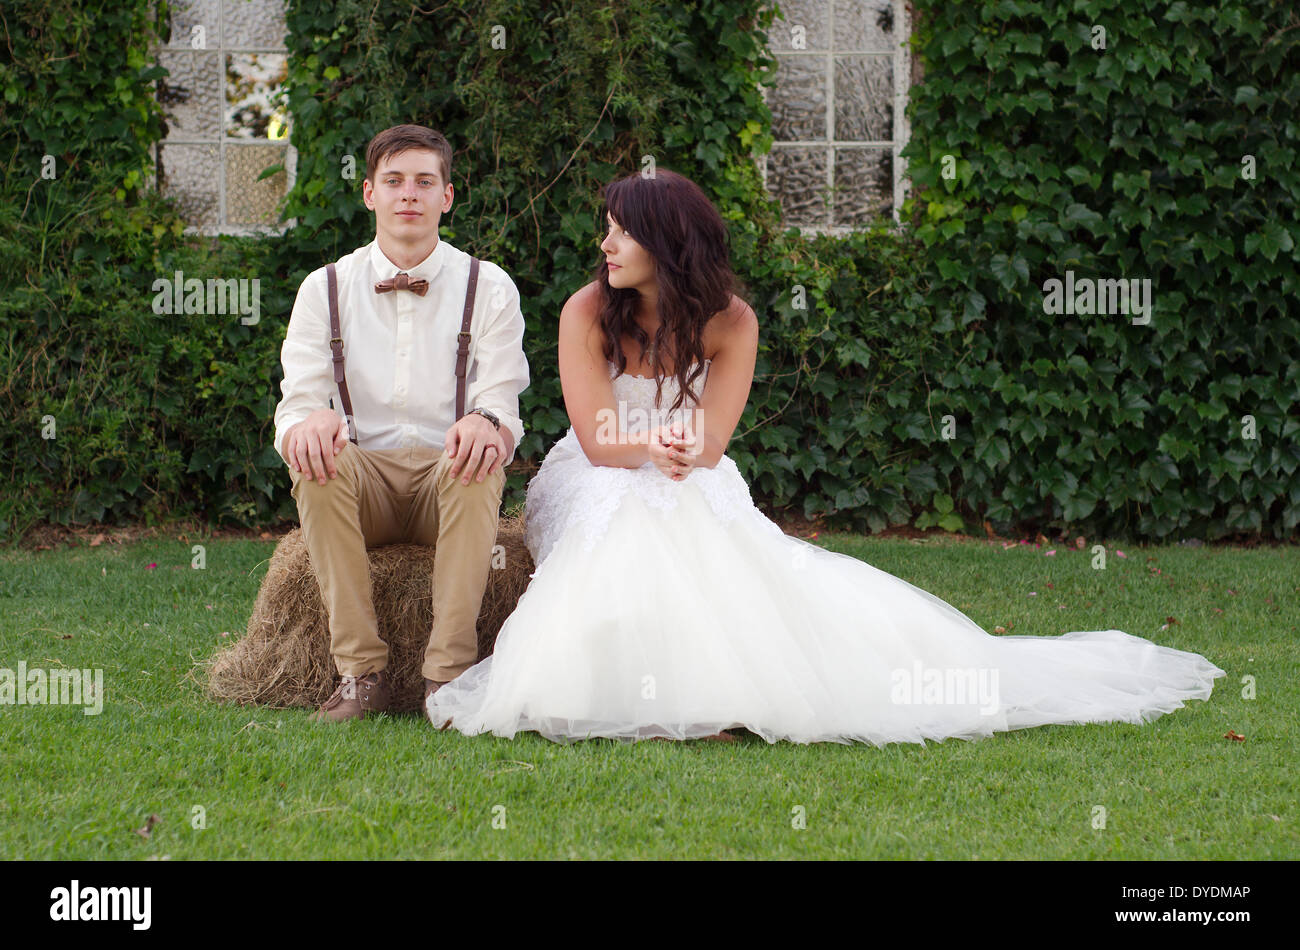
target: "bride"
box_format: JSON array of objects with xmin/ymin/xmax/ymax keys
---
[{"xmin": 428, "ymin": 169, "xmax": 1225, "ymax": 745}]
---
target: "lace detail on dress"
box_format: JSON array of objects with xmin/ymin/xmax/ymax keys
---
[{"xmin": 523, "ymin": 359, "xmax": 759, "ymax": 567}]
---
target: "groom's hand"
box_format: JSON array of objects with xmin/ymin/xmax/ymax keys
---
[
  {"xmin": 446, "ymin": 413, "xmax": 508, "ymax": 485},
  {"xmin": 283, "ymin": 409, "xmax": 350, "ymax": 484}
]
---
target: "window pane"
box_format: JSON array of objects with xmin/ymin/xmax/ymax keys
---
[
  {"xmin": 226, "ymin": 144, "xmax": 287, "ymax": 225},
  {"xmin": 156, "ymin": 0, "xmax": 292, "ymax": 230},
  {"xmin": 159, "ymin": 50, "xmax": 222, "ymax": 141},
  {"xmin": 159, "ymin": 144, "xmax": 221, "ymax": 227},
  {"xmin": 165, "ymin": 0, "xmax": 222, "ymax": 49},
  {"xmin": 833, "ymin": 147, "xmax": 892, "ymax": 226},
  {"xmin": 770, "ymin": 0, "xmax": 830, "ymax": 52},
  {"xmin": 225, "ymin": 53, "xmax": 289, "ymax": 139},
  {"xmin": 222, "ymin": 0, "xmax": 287, "ymax": 48},
  {"xmin": 834, "ymin": 55, "xmax": 892, "ymax": 141},
  {"xmin": 770, "ymin": 56, "xmax": 828, "ymax": 141},
  {"xmin": 833, "ymin": 0, "xmax": 895, "ymax": 52},
  {"xmin": 769, "ymin": 146, "xmax": 830, "ymax": 228}
]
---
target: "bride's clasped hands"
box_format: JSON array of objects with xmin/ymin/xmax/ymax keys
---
[{"xmin": 647, "ymin": 422, "xmax": 699, "ymax": 481}]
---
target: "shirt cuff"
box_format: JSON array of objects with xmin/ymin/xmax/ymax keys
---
[{"xmin": 489, "ymin": 412, "xmax": 523, "ymax": 466}]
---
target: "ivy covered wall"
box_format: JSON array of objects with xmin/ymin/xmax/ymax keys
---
[{"xmin": 1, "ymin": 0, "xmax": 1296, "ymax": 542}]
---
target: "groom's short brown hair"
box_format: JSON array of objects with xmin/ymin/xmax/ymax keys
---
[{"xmin": 365, "ymin": 125, "xmax": 453, "ymax": 184}]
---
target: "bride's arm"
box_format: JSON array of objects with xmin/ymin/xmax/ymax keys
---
[
  {"xmin": 690, "ymin": 297, "xmax": 758, "ymax": 469},
  {"xmin": 558, "ymin": 284, "xmax": 654, "ymax": 469}
]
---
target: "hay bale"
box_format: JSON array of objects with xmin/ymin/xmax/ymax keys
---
[{"xmin": 206, "ymin": 513, "xmax": 534, "ymax": 714}]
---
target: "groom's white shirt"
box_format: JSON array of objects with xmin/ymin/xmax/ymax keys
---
[{"xmin": 273, "ymin": 238, "xmax": 530, "ymax": 465}]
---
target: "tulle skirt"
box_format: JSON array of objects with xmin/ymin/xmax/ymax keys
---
[{"xmin": 428, "ymin": 476, "xmax": 1225, "ymax": 745}]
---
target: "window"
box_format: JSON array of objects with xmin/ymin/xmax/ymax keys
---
[
  {"xmin": 155, "ymin": 0, "xmax": 294, "ymax": 233},
  {"xmin": 764, "ymin": 0, "xmax": 912, "ymax": 231}
]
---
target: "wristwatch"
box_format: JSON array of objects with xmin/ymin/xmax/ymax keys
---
[{"xmin": 467, "ymin": 407, "xmax": 500, "ymax": 430}]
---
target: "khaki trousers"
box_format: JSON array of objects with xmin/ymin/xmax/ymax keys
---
[{"xmin": 288, "ymin": 442, "xmax": 505, "ymax": 682}]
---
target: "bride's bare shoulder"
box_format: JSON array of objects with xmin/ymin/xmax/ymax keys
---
[
  {"xmin": 558, "ymin": 283, "xmax": 607, "ymax": 367},
  {"xmin": 561, "ymin": 282, "xmax": 603, "ymax": 326},
  {"xmin": 705, "ymin": 294, "xmax": 759, "ymax": 358}
]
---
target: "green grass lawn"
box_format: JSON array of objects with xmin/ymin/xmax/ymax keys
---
[{"xmin": 1, "ymin": 531, "xmax": 1294, "ymax": 859}]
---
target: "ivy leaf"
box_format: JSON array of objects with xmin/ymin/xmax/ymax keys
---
[
  {"xmin": 907, "ymin": 464, "xmax": 940, "ymax": 495},
  {"xmin": 835, "ymin": 338, "xmax": 872, "ymax": 369},
  {"xmin": 1061, "ymin": 203, "xmax": 1104, "ymax": 234},
  {"xmin": 1012, "ymin": 254, "xmax": 1030, "ymax": 282},
  {"xmin": 976, "ymin": 436, "xmax": 1011, "ymax": 467},
  {"xmin": 937, "ymin": 257, "xmax": 965, "ymax": 280},
  {"xmin": 1013, "ymin": 34, "xmax": 1043, "ymax": 55},
  {"xmin": 938, "ymin": 512, "xmax": 965, "ymax": 533},
  {"xmin": 988, "ymin": 253, "xmax": 1030, "ymax": 290},
  {"xmin": 1254, "ymin": 221, "xmax": 1294, "ymax": 262},
  {"xmin": 1233, "ymin": 85, "xmax": 1263, "ymax": 110},
  {"xmin": 1064, "ymin": 165, "xmax": 1092, "ymax": 185}
]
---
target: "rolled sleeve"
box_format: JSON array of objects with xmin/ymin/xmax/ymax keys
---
[
  {"xmin": 466, "ymin": 268, "xmax": 530, "ymax": 465},
  {"xmin": 273, "ymin": 268, "xmax": 337, "ymax": 462}
]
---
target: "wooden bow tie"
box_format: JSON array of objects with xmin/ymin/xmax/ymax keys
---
[{"xmin": 374, "ymin": 273, "xmax": 429, "ymax": 296}]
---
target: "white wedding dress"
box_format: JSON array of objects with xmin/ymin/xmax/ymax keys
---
[{"xmin": 428, "ymin": 359, "xmax": 1225, "ymax": 745}]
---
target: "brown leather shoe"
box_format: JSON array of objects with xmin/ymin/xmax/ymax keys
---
[
  {"xmin": 311, "ymin": 670, "xmax": 391, "ymax": 722},
  {"xmin": 424, "ymin": 678, "xmax": 451, "ymax": 729}
]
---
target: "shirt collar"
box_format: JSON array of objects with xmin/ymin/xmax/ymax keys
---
[{"xmin": 368, "ymin": 237, "xmax": 448, "ymax": 285}]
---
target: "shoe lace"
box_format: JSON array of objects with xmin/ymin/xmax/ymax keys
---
[{"xmin": 324, "ymin": 675, "xmax": 359, "ymax": 708}]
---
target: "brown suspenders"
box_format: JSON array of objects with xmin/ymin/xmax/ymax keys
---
[
  {"xmin": 325, "ymin": 262, "xmax": 356, "ymax": 443},
  {"xmin": 325, "ymin": 256, "xmax": 480, "ymax": 444},
  {"xmin": 455, "ymin": 256, "xmax": 480, "ymax": 420}
]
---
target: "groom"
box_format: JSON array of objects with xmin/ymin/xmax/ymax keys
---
[{"xmin": 273, "ymin": 124, "xmax": 529, "ymax": 723}]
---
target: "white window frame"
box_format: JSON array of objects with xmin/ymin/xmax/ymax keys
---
[
  {"xmin": 760, "ymin": 0, "xmax": 912, "ymax": 234},
  {"xmin": 152, "ymin": 0, "xmax": 296, "ymax": 236}
]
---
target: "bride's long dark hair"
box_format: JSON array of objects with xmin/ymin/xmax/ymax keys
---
[{"xmin": 596, "ymin": 169, "xmax": 741, "ymax": 413}]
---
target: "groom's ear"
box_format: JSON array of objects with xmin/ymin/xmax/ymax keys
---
[
  {"xmin": 435, "ymin": 153, "xmax": 454, "ymax": 212},
  {"xmin": 362, "ymin": 177, "xmax": 375, "ymax": 210}
]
